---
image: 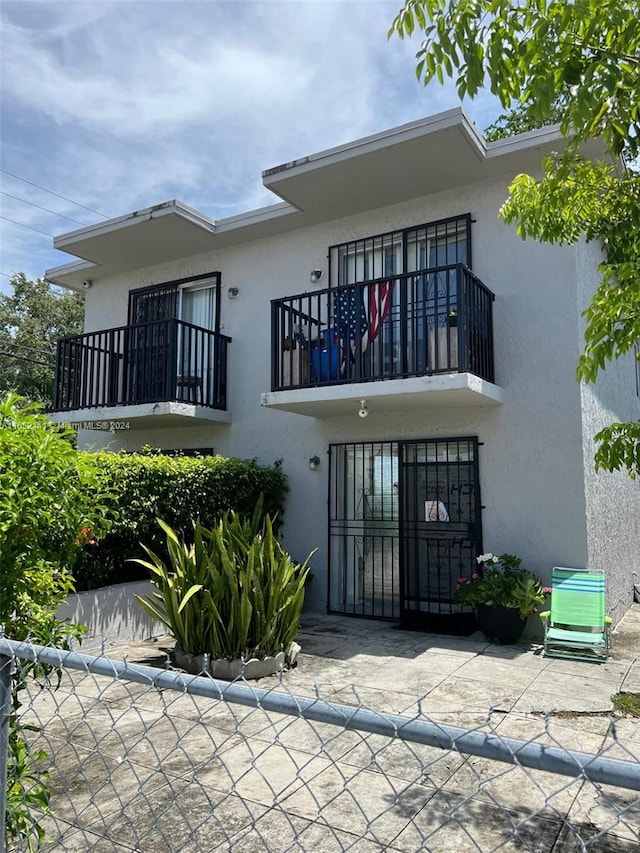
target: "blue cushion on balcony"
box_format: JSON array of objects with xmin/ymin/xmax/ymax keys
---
[{"xmin": 310, "ymin": 330, "xmax": 341, "ymax": 382}]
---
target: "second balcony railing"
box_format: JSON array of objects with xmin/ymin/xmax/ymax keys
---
[
  {"xmin": 54, "ymin": 319, "xmax": 230, "ymax": 412},
  {"xmin": 271, "ymin": 264, "xmax": 494, "ymax": 391}
]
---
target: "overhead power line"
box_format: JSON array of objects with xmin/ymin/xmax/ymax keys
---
[
  {"xmin": 0, "ymin": 216, "xmax": 54, "ymax": 237},
  {"xmin": 1, "ymin": 191, "xmax": 87, "ymax": 226},
  {"xmin": 1, "ymin": 341, "xmax": 55, "ymax": 357},
  {"xmin": 0, "ymin": 350, "xmax": 53, "ymax": 367},
  {"xmin": 0, "ymin": 168, "xmax": 108, "ymax": 218}
]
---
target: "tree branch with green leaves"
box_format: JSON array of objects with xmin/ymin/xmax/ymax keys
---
[
  {"xmin": 390, "ymin": 0, "xmax": 640, "ymax": 476},
  {"xmin": 0, "ymin": 273, "xmax": 84, "ymax": 408}
]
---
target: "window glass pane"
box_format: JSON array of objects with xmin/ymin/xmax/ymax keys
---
[
  {"xmin": 332, "ymin": 216, "xmax": 469, "ymax": 285},
  {"xmin": 181, "ymin": 284, "xmax": 216, "ymax": 330},
  {"xmin": 128, "ymin": 274, "xmax": 220, "ymax": 327},
  {"xmin": 337, "ymin": 233, "xmax": 402, "ymax": 286},
  {"xmin": 405, "ymin": 218, "xmax": 469, "ymax": 273},
  {"xmin": 328, "ymin": 217, "xmax": 469, "ymax": 377}
]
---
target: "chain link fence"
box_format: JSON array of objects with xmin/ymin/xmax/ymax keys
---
[{"xmin": 1, "ymin": 636, "xmax": 640, "ymax": 852}]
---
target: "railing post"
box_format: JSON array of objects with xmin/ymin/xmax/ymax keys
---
[
  {"xmin": 271, "ymin": 299, "xmax": 279, "ymax": 391},
  {"xmin": 400, "ymin": 276, "xmax": 408, "ymax": 376},
  {"xmin": 221, "ymin": 336, "xmax": 229, "ymax": 410},
  {"xmin": 0, "ymin": 627, "xmax": 15, "ymax": 848},
  {"xmin": 210, "ymin": 332, "xmax": 217, "ymax": 408},
  {"xmin": 53, "ymin": 340, "xmax": 62, "ymax": 411},
  {"xmin": 457, "ymin": 265, "xmax": 466, "ymax": 372},
  {"xmin": 487, "ymin": 290, "xmax": 496, "ymax": 383},
  {"xmin": 167, "ymin": 319, "xmax": 177, "ymax": 402}
]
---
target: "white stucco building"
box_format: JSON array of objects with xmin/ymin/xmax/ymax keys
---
[{"xmin": 47, "ymin": 109, "xmax": 639, "ymax": 631}]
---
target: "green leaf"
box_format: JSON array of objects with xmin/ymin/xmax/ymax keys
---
[{"xmin": 177, "ymin": 584, "xmax": 204, "ymax": 613}]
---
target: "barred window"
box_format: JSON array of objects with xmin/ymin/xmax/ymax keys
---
[
  {"xmin": 128, "ymin": 272, "xmax": 221, "ymax": 331},
  {"xmin": 329, "ymin": 214, "xmax": 471, "ymax": 287}
]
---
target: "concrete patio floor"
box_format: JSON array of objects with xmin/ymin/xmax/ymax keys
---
[{"xmin": 18, "ymin": 606, "xmax": 640, "ymax": 852}]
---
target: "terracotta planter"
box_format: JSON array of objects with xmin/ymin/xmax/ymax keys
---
[{"xmin": 476, "ymin": 604, "xmax": 526, "ymax": 644}]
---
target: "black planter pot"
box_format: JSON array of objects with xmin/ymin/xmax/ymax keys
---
[{"xmin": 476, "ymin": 604, "xmax": 526, "ymax": 644}]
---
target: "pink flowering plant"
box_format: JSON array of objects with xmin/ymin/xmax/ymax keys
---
[{"xmin": 455, "ymin": 553, "xmax": 550, "ymax": 618}]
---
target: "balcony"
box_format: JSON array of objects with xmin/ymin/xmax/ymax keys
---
[
  {"xmin": 262, "ymin": 264, "xmax": 503, "ymax": 417},
  {"xmin": 50, "ymin": 319, "xmax": 231, "ymax": 429}
]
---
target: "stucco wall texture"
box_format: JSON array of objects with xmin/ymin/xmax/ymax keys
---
[
  {"xmin": 75, "ymin": 175, "xmax": 639, "ymax": 625},
  {"xmin": 576, "ymin": 242, "xmax": 640, "ymax": 625}
]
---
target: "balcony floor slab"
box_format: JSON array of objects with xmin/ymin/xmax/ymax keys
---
[
  {"xmin": 261, "ymin": 372, "xmax": 503, "ymax": 418},
  {"xmin": 50, "ymin": 402, "xmax": 231, "ymax": 431}
]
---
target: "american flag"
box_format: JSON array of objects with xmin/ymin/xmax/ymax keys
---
[
  {"xmin": 367, "ymin": 280, "xmax": 394, "ymax": 344},
  {"xmin": 335, "ymin": 281, "xmax": 395, "ymax": 362}
]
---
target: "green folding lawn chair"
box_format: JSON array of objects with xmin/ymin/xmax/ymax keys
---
[{"xmin": 540, "ymin": 567, "xmax": 612, "ymax": 663}]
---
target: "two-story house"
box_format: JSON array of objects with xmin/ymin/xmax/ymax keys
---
[{"xmin": 46, "ymin": 109, "xmax": 640, "ymax": 632}]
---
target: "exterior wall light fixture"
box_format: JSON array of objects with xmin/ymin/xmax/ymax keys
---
[
  {"xmin": 228, "ymin": 287, "xmax": 239, "ymax": 298},
  {"xmin": 308, "ymin": 455, "xmax": 321, "ymax": 470},
  {"xmin": 310, "ymin": 269, "xmax": 323, "ymax": 283},
  {"xmin": 358, "ymin": 399, "xmax": 369, "ymax": 418}
]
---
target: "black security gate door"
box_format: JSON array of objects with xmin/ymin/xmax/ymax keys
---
[
  {"xmin": 399, "ymin": 437, "xmax": 482, "ymax": 632},
  {"xmin": 126, "ymin": 283, "xmax": 179, "ymax": 403}
]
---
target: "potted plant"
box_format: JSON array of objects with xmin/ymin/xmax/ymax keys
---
[{"xmin": 455, "ymin": 553, "xmax": 550, "ymax": 643}]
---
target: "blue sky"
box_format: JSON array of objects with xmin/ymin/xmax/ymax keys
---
[{"xmin": 0, "ymin": 0, "xmax": 502, "ymax": 294}]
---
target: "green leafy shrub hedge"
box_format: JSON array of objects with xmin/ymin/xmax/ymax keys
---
[
  {"xmin": 73, "ymin": 452, "xmax": 288, "ymax": 591},
  {"xmin": 1, "ymin": 393, "xmax": 104, "ymax": 850}
]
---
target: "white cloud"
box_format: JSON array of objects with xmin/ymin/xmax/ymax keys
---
[
  {"xmin": 0, "ymin": 0, "xmax": 502, "ymax": 288},
  {"xmin": 4, "ymin": 27, "xmax": 315, "ymax": 134}
]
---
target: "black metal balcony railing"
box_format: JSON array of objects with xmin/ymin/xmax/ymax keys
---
[
  {"xmin": 54, "ymin": 319, "xmax": 230, "ymax": 412},
  {"xmin": 271, "ymin": 264, "xmax": 494, "ymax": 391}
]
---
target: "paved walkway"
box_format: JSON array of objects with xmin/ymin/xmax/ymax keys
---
[
  {"xmin": 290, "ymin": 606, "xmax": 640, "ymax": 719},
  {"xmin": 15, "ymin": 607, "xmax": 640, "ymax": 852}
]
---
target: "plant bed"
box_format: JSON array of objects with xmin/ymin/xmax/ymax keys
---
[
  {"xmin": 135, "ymin": 501, "xmax": 314, "ymax": 679},
  {"xmin": 172, "ymin": 641, "xmax": 301, "ymax": 680}
]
